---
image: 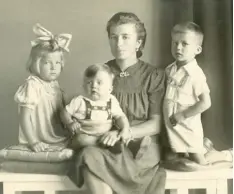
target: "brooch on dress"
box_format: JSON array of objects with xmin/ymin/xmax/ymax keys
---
[{"xmin": 119, "ymin": 71, "xmax": 130, "ymax": 77}]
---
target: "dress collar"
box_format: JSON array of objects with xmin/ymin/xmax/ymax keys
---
[{"xmin": 109, "ymin": 59, "xmax": 141, "ymax": 77}]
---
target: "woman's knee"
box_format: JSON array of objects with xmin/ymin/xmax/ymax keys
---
[{"xmin": 72, "ymin": 134, "xmax": 99, "ymax": 147}]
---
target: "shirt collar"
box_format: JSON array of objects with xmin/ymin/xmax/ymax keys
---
[
  {"xmin": 182, "ymin": 59, "xmax": 198, "ymax": 76},
  {"xmin": 169, "ymin": 59, "xmax": 198, "ymax": 76}
]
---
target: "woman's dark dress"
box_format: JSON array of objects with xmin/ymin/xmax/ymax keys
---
[{"xmin": 69, "ymin": 60, "xmax": 166, "ymax": 194}]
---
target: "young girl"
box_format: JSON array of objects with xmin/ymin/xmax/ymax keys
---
[{"xmin": 14, "ymin": 23, "xmax": 72, "ymax": 152}]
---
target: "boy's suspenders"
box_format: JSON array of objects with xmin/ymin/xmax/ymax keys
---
[{"xmin": 83, "ymin": 98, "xmax": 112, "ymax": 120}]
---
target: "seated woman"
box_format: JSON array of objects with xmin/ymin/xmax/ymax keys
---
[{"xmin": 68, "ymin": 12, "xmax": 166, "ymax": 194}]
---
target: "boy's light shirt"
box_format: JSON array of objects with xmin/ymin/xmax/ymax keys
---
[
  {"xmin": 163, "ymin": 59, "xmax": 210, "ymax": 153},
  {"xmin": 165, "ymin": 59, "xmax": 210, "ymax": 106}
]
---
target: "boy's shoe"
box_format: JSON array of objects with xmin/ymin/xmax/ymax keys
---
[
  {"xmin": 135, "ymin": 136, "xmax": 151, "ymax": 160},
  {"xmin": 127, "ymin": 136, "xmax": 151, "ymax": 160}
]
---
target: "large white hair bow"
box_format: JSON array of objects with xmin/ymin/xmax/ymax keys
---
[{"xmin": 31, "ymin": 23, "xmax": 72, "ymax": 52}]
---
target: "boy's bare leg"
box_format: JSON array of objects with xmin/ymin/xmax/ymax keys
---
[
  {"xmin": 164, "ymin": 150, "xmax": 182, "ymax": 161},
  {"xmin": 189, "ymin": 153, "xmax": 207, "ymax": 165}
]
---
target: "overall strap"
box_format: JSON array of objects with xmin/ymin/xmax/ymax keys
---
[
  {"xmin": 83, "ymin": 98, "xmax": 92, "ymax": 119},
  {"xmin": 106, "ymin": 99, "xmax": 112, "ymax": 120},
  {"xmin": 83, "ymin": 98, "xmax": 112, "ymax": 120}
]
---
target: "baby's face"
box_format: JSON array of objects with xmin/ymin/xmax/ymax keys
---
[
  {"xmin": 171, "ymin": 31, "xmax": 202, "ymax": 64},
  {"xmin": 83, "ymin": 70, "xmax": 113, "ymax": 101},
  {"xmin": 39, "ymin": 51, "xmax": 63, "ymax": 82}
]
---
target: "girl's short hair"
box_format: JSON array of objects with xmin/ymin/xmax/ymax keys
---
[
  {"xmin": 26, "ymin": 40, "xmax": 65, "ymax": 75},
  {"xmin": 106, "ymin": 12, "xmax": 147, "ymax": 58},
  {"xmin": 171, "ymin": 22, "xmax": 204, "ymax": 45},
  {"xmin": 84, "ymin": 63, "xmax": 114, "ymax": 82}
]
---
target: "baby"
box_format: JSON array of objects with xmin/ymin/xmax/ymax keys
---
[{"xmin": 60, "ymin": 63, "xmax": 131, "ymax": 154}]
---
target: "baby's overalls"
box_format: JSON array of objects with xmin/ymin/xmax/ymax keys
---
[{"xmin": 83, "ymin": 98, "xmax": 112, "ymax": 120}]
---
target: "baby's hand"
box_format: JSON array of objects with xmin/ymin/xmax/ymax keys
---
[
  {"xmin": 118, "ymin": 128, "xmax": 132, "ymax": 143},
  {"xmin": 169, "ymin": 112, "xmax": 186, "ymax": 126},
  {"xmin": 67, "ymin": 121, "xmax": 81, "ymax": 135},
  {"xmin": 31, "ymin": 142, "xmax": 49, "ymax": 152}
]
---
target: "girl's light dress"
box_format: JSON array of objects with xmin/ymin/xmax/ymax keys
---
[
  {"xmin": 14, "ymin": 75, "xmax": 69, "ymax": 146},
  {"xmin": 69, "ymin": 60, "xmax": 166, "ymax": 194},
  {"xmin": 163, "ymin": 59, "xmax": 210, "ymax": 153}
]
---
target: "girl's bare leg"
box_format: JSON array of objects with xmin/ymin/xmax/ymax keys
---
[{"xmin": 83, "ymin": 167, "xmax": 113, "ymax": 194}]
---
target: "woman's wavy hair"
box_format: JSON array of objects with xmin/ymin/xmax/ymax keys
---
[{"xmin": 106, "ymin": 12, "xmax": 147, "ymax": 58}]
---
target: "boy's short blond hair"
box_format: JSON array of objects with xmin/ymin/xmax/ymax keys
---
[{"xmin": 171, "ymin": 22, "xmax": 204, "ymax": 46}]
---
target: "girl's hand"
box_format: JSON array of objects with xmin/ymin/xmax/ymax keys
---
[
  {"xmin": 169, "ymin": 112, "xmax": 186, "ymax": 126},
  {"xmin": 99, "ymin": 130, "xmax": 120, "ymax": 147},
  {"xmin": 67, "ymin": 121, "xmax": 81, "ymax": 135},
  {"xmin": 119, "ymin": 128, "xmax": 132, "ymax": 143},
  {"xmin": 31, "ymin": 142, "xmax": 49, "ymax": 152}
]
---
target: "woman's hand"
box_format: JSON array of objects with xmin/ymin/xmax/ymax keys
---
[
  {"xmin": 99, "ymin": 130, "xmax": 120, "ymax": 147},
  {"xmin": 118, "ymin": 128, "xmax": 132, "ymax": 143},
  {"xmin": 31, "ymin": 142, "xmax": 49, "ymax": 152}
]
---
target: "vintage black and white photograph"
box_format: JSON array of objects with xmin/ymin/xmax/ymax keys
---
[{"xmin": 0, "ymin": 0, "xmax": 232, "ymax": 194}]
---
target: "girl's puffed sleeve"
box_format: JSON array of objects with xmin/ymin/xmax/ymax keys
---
[
  {"xmin": 14, "ymin": 79, "xmax": 40, "ymax": 110},
  {"xmin": 148, "ymin": 68, "xmax": 166, "ymax": 116}
]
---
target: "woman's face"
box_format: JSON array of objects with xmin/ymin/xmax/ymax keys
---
[{"xmin": 109, "ymin": 23, "xmax": 142, "ymax": 61}]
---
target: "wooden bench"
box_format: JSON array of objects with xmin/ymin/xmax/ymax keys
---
[
  {"xmin": 0, "ymin": 168, "xmax": 232, "ymax": 194},
  {"xmin": 165, "ymin": 168, "xmax": 232, "ymax": 194}
]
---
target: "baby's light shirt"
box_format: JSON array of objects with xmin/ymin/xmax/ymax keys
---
[
  {"xmin": 65, "ymin": 94, "xmax": 125, "ymax": 135},
  {"xmin": 65, "ymin": 94, "xmax": 125, "ymax": 121}
]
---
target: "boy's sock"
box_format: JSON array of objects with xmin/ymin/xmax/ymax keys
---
[
  {"xmin": 127, "ymin": 136, "xmax": 151, "ymax": 160},
  {"xmin": 203, "ymin": 137, "xmax": 215, "ymax": 152},
  {"xmin": 205, "ymin": 149, "xmax": 233, "ymax": 163}
]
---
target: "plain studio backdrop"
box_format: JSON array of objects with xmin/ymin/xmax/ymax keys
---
[
  {"xmin": 0, "ymin": 0, "xmax": 232, "ymax": 194},
  {"xmin": 0, "ymin": 0, "xmax": 232, "ymax": 151},
  {"xmin": 0, "ymin": 0, "xmax": 232, "ymax": 186}
]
